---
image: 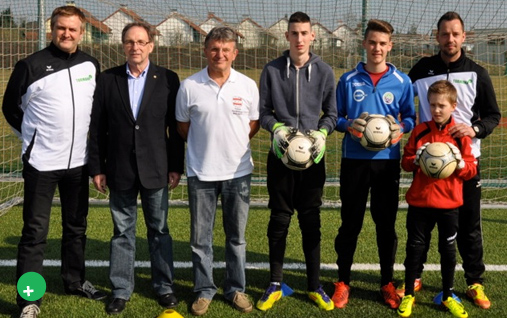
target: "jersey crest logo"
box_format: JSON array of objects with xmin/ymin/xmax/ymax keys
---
[
  {"xmin": 353, "ymin": 89, "xmax": 366, "ymax": 102},
  {"xmin": 232, "ymin": 96, "xmax": 245, "ymax": 115},
  {"xmin": 383, "ymin": 92, "xmax": 394, "ymax": 104}
]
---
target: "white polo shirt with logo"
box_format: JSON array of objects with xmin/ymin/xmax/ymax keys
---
[{"xmin": 175, "ymin": 67, "xmax": 259, "ymax": 181}]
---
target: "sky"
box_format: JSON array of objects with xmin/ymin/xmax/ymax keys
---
[{"xmin": 2, "ymin": 0, "xmax": 507, "ymax": 35}]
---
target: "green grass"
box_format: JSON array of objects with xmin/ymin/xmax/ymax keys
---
[{"xmin": 0, "ymin": 206, "xmax": 506, "ymax": 317}]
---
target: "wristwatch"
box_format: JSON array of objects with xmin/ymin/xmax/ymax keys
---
[{"xmin": 472, "ymin": 125, "xmax": 480, "ymax": 134}]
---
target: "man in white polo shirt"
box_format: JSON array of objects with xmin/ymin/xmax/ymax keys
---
[{"xmin": 175, "ymin": 26, "xmax": 260, "ymax": 316}]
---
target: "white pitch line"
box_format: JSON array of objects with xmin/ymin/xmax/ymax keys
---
[{"xmin": 0, "ymin": 260, "xmax": 506, "ymax": 271}]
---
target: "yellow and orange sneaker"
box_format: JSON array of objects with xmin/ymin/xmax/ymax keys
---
[
  {"xmin": 331, "ymin": 281, "xmax": 350, "ymax": 309},
  {"xmin": 396, "ymin": 278, "xmax": 422, "ymax": 298},
  {"xmin": 381, "ymin": 282, "xmax": 401, "ymax": 309},
  {"xmin": 466, "ymin": 283, "xmax": 491, "ymax": 309},
  {"xmin": 256, "ymin": 283, "xmax": 282, "ymax": 311},
  {"xmin": 308, "ymin": 286, "xmax": 334, "ymax": 311}
]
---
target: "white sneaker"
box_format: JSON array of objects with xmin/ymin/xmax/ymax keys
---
[{"xmin": 20, "ymin": 304, "xmax": 40, "ymax": 318}]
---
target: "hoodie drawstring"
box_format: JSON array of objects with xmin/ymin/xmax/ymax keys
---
[
  {"xmin": 286, "ymin": 56, "xmax": 312, "ymax": 82},
  {"xmin": 286, "ymin": 56, "xmax": 290, "ymax": 78}
]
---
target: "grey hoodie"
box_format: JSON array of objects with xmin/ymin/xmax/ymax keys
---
[{"xmin": 259, "ymin": 50, "xmax": 337, "ymax": 136}]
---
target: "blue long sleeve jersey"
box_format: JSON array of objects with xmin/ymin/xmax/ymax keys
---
[{"xmin": 336, "ymin": 62, "xmax": 416, "ymax": 159}]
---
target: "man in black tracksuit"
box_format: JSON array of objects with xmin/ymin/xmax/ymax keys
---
[
  {"xmin": 2, "ymin": 6, "xmax": 105, "ymax": 318},
  {"xmin": 406, "ymin": 11, "xmax": 500, "ymax": 309}
]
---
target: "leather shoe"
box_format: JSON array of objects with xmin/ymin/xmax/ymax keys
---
[
  {"xmin": 106, "ymin": 298, "xmax": 127, "ymax": 315},
  {"xmin": 158, "ymin": 293, "xmax": 178, "ymax": 308},
  {"xmin": 66, "ymin": 280, "xmax": 107, "ymax": 300}
]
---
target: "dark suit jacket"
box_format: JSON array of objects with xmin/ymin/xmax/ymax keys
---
[{"xmin": 88, "ymin": 62, "xmax": 184, "ymax": 191}]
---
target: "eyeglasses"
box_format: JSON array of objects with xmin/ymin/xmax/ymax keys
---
[{"xmin": 123, "ymin": 40, "xmax": 150, "ymax": 47}]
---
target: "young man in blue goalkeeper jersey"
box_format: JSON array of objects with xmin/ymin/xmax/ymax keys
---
[{"xmin": 332, "ymin": 19, "xmax": 416, "ymax": 310}]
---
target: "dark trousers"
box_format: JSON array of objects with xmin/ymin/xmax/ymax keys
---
[
  {"xmin": 335, "ymin": 158, "xmax": 399, "ymax": 286},
  {"xmin": 458, "ymin": 170, "xmax": 485, "ymax": 285},
  {"xmin": 16, "ymin": 162, "xmax": 89, "ymax": 308},
  {"xmin": 266, "ymin": 152, "xmax": 325, "ymax": 291},
  {"xmin": 404, "ymin": 206, "xmax": 458, "ymax": 299},
  {"xmin": 418, "ymin": 162, "xmax": 485, "ymax": 285}
]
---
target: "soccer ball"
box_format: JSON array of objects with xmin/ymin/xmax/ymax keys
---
[
  {"xmin": 359, "ymin": 114, "xmax": 392, "ymax": 151},
  {"xmin": 282, "ymin": 131, "xmax": 314, "ymax": 171},
  {"xmin": 418, "ymin": 142, "xmax": 458, "ymax": 179}
]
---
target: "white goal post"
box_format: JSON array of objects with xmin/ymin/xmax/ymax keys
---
[{"xmin": 1, "ymin": 0, "xmax": 506, "ymax": 215}]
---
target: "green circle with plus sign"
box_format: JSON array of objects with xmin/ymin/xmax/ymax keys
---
[{"xmin": 17, "ymin": 272, "xmax": 46, "ymax": 301}]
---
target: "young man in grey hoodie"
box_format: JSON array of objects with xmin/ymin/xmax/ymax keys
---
[{"xmin": 257, "ymin": 11, "xmax": 338, "ymax": 312}]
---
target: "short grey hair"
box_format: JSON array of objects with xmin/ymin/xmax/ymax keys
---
[
  {"xmin": 122, "ymin": 22, "xmax": 154, "ymax": 43},
  {"xmin": 204, "ymin": 27, "xmax": 238, "ymax": 48}
]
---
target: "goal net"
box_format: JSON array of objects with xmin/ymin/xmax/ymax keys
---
[{"xmin": 1, "ymin": 0, "xmax": 506, "ymax": 214}]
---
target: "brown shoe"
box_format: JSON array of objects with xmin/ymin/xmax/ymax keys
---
[
  {"xmin": 191, "ymin": 298, "xmax": 211, "ymax": 316},
  {"xmin": 232, "ymin": 292, "xmax": 253, "ymax": 313}
]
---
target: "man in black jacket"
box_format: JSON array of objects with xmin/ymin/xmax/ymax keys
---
[
  {"xmin": 404, "ymin": 11, "xmax": 500, "ymax": 309},
  {"xmin": 2, "ymin": 5, "xmax": 106, "ymax": 318},
  {"xmin": 88, "ymin": 21, "xmax": 184, "ymax": 315}
]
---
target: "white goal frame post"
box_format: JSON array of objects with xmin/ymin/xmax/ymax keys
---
[{"xmin": 1, "ymin": 0, "xmax": 506, "ymax": 214}]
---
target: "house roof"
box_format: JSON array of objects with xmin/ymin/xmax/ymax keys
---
[
  {"xmin": 268, "ymin": 17, "xmax": 289, "ymax": 30},
  {"xmin": 45, "ymin": 7, "xmax": 111, "ymax": 35},
  {"xmin": 333, "ymin": 24, "xmax": 356, "ymax": 33},
  {"xmin": 200, "ymin": 12, "xmax": 245, "ymax": 39},
  {"xmin": 239, "ymin": 16, "xmax": 264, "ymax": 30},
  {"xmin": 239, "ymin": 17, "xmax": 277, "ymax": 38},
  {"xmin": 202, "ymin": 12, "xmax": 226, "ymax": 25},
  {"xmin": 312, "ymin": 22, "xmax": 335, "ymax": 36},
  {"xmin": 103, "ymin": 7, "xmax": 146, "ymax": 24},
  {"xmin": 455, "ymin": 29, "xmax": 507, "ymax": 43},
  {"xmin": 157, "ymin": 11, "xmax": 207, "ymax": 36},
  {"xmin": 102, "ymin": 7, "xmax": 160, "ymax": 36},
  {"xmin": 80, "ymin": 7, "xmax": 111, "ymax": 34}
]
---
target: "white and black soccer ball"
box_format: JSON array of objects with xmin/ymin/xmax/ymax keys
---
[
  {"xmin": 359, "ymin": 114, "xmax": 392, "ymax": 151},
  {"xmin": 419, "ymin": 142, "xmax": 458, "ymax": 179},
  {"xmin": 282, "ymin": 131, "xmax": 314, "ymax": 171}
]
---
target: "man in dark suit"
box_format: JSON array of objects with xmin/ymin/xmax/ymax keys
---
[{"xmin": 88, "ymin": 22, "xmax": 184, "ymax": 315}]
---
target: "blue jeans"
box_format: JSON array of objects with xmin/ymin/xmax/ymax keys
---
[
  {"xmin": 109, "ymin": 185, "xmax": 174, "ymax": 300},
  {"xmin": 188, "ymin": 174, "xmax": 251, "ymax": 301}
]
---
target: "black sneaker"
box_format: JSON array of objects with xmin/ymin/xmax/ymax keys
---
[{"xmin": 66, "ymin": 280, "xmax": 106, "ymax": 300}]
